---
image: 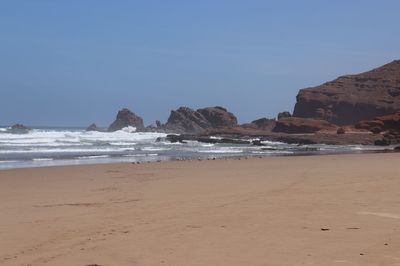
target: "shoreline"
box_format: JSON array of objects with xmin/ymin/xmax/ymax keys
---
[
  {"xmin": 0, "ymin": 146, "xmax": 397, "ymax": 171},
  {"xmin": 1, "ymin": 153, "xmax": 400, "ymax": 265}
]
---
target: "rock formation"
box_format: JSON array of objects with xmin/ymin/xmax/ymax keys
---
[
  {"xmin": 86, "ymin": 123, "xmax": 99, "ymax": 131},
  {"xmin": 355, "ymin": 112, "xmax": 400, "ymax": 145},
  {"xmin": 241, "ymin": 118, "xmax": 276, "ymax": 131},
  {"xmin": 277, "ymin": 111, "xmax": 291, "ymax": 120},
  {"xmin": 197, "ymin": 106, "xmax": 237, "ymax": 128},
  {"xmin": 10, "ymin": 124, "xmax": 30, "ymax": 134},
  {"xmin": 108, "ymin": 108, "xmax": 145, "ymax": 132},
  {"xmin": 164, "ymin": 107, "xmax": 210, "ymax": 133},
  {"xmin": 164, "ymin": 106, "xmax": 237, "ymax": 133},
  {"xmin": 293, "ymin": 60, "xmax": 400, "ymax": 125},
  {"xmin": 272, "ymin": 117, "xmax": 338, "ymax": 134},
  {"xmin": 355, "ymin": 112, "xmax": 400, "ymax": 132},
  {"xmin": 336, "ymin": 127, "xmax": 346, "ymax": 135}
]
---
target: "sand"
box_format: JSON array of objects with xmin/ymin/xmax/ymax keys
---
[{"xmin": 0, "ymin": 153, "xmax": 400, "ymax": 266}]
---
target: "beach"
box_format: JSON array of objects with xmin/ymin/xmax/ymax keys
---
[{"xmin": 1, "ymin": 153, "xmax": 400, "ymax": 266}]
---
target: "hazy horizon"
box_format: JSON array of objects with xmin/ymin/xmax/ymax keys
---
[{"xmin": 1, "ymin": 1, "xmax": 400, "ymax": 127}]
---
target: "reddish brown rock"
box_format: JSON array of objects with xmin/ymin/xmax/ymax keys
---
[
  {"xmin": 197, "ymin": 106, "xmax": 237, "ymax": 128},
  {"xmin": 272, "ymin": 117, "xmax": 338, "ymax": 134},
  {"xmin": 277, "ymin": 111, "xmax": 291, "ymax": 120},
  {"xmin": 356, "ymin": 112, "xmax": 400, "ymax": 132},
  {"xmin": 356, "ymin": 112, "xmax": 400, "ymax": 145},
  {"xmin": 241, "ymin": 118, "xmax": 276, "ymax": 131},
  {"xmin": 336, "ymin": 127, "xmax": 345, "ymax": 134},
  {"xmin": 293, "ymin": 60, "xmax": 400, "ymax": 125},
  {"xmin": 108, "ymin": 108, "xmax": 145, "ymax": 132}
]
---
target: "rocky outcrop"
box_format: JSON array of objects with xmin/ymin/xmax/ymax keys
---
[
  {"xmin": 272, "ymin": 117, "xmax": 338, "ymax": 134},
  {"xmin": 10, "ymin": 124, "xmax": 30, "ymax": 134},
  {"xmin": 293, "ymin": 60, "xmax": 400, "ymax": 125},
  {"xmin": 108, "ymin": 108, "xmax": 145, "ymax": 132},
  {"xmin": 241, "ymin": 118, "xmax": 276, "ymax": 131},
  {"xmin": 197, "ymin": 106, "xmax": 237, "ymax": 128},
  {"xmin": 86, "ymin": 123, "xmax": 99, "ymax": 131},
  {"xmin": 164, "ymin": 106, "xmax": 237, "ymax": 133},
  {"xmin": 336, "ymin": 127, "xmax": 346, "ymax": 135},
  {"xmin": 355, "ymin": 112, "xmax": 400, "ymax": 132},
  {"xmin": 277, "ymin": 111, "xmax": 291, "ymax": 120},
  {"xmin": 355, "ymin": 112, "xmax": 400, "ymax": 145},
  {"xmin": 164, "ymin": 107, "xmax": 210, "ymax": 133}
]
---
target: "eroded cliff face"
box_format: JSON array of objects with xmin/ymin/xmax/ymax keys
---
[{"xmin": 293, "ymin": 60, "xmax": 400, "ymax": 125}]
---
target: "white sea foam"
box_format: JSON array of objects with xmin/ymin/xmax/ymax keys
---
[
  {"xmin": 118, "ymin": 126, "xmax": 137, "ymax": 133},
  {"xmin": 122, "ymin": 153, "xmax": 158, "ymax": 157},
  {"xmin": 0, "ymin": 126, "xmax": 383, "ymax": 170},
  {"xmin": 109, "ymin": 142, "xmax": 137, "ymax": 146},
  {"xmin": 77, "ymin": 155, "xmax": 110, "ymax": 159},
  {"xmin": 141, "ymin": 147, "xmax": 167, "ymax": 151},
  {"xmin": 199, "ymin": 148, "xmax": 243, "ymax": 153}
]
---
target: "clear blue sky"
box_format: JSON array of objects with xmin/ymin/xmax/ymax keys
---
[{"xmin": 1, "ymin": 0, "xmax": 399, "ymax": 127}]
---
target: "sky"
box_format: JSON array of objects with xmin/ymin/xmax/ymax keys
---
[{"xmin": 1, "ymin": 0, "xmax": 399, "ymax": 127}]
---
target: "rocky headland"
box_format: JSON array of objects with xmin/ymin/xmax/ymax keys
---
[
  {"xmin": 100, "ymin": 60, "xmax": 400, "ymax": 147},
  {"xmin": 293, "ymin": 60, "xmax": 400, "ymax": 125}
]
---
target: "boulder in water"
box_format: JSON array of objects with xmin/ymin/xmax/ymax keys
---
[
  {"xmin": 86, "ymin": 123, "xmax": 99, "ymax": 131},
  {"xmin": 10, "ymin": 124, "xmax": 30, "ymax": 134}
]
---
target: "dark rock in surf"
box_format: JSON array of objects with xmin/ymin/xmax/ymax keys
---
[
  {"xmin": 86, "ymin": 123, "xmax": 99, "ymax": 131},
  {"xmin": 10, "ymin": 124, "xmax": 30, "ymax": 134},
  {"xmin": 108, "ymin": 108, "xmax": 145, "ymax": 132}
]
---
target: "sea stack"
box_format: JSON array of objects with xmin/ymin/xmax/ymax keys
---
[
  {"xmin": 86, "ymin": 123, "xmax": 99, "ymax": 131},
  {"xmin": 108, "ymin": 108, "xmax": 145, "ymax": 132},
  {"xmin": 10, "ymin": 124, "xmax": 30, "ymax": 134},
  {"xmin": 164, "ymin": 106, "xmax": 238, "ymax": 133}
]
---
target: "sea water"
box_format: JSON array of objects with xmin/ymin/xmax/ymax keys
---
[{"xmin": 0, "ymin": 126, "xmax": 384, "ymax": 170}]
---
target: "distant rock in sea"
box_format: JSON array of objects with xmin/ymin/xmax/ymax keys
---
[
  {"xmin": 164, "ymin": 106, "xmax": 238, "ymax": 133},
  {"xmin": 10, "ymin": 124, "xmax": 30, "ymax": 134},
  {"xmin": 293, "ymin": 60, "xmax": 400, "ymax": 125},
  {"xmin": 86, "ymin": 123, "xmax": 99, "ymax": 131},
  {"xmin": 108, "ymin": 108, "xmax": 145, "ymax": 132}
]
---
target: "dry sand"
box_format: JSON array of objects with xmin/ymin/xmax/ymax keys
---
[{"xmin": 1, "ymin": 153, "xmax": 400, "ymax": 266}]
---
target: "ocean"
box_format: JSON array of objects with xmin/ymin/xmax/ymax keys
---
[{"xmin": 0, "ymin": 126, "xmax": 385, "ymax": 170}]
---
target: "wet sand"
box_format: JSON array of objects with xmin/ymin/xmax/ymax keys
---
[{"xmin": 1, "ymin": 153, "xmax": 400, "ymax": 265}]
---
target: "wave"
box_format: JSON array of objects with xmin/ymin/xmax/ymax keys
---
[
  {"xmin": 32, "ymin": 158, "xmax": 54, "ymax": 161},
  {"xmin": 77, "ymin": 155, "xmax": 110, "ymax": 159},
  {"xmin": 122, "ymin": 153, "xmax": 158, "ymax": 157},
  {"xmin": 141, "ymin": 147, "xmax": 167, "ymax": 151},
  {"xmin": 198, "ymin": 148, "xmax": 243, "ymax": 154},
  {"xmin": 0, "ymin": 147, "xmax": 136, "ymax": 154}
]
